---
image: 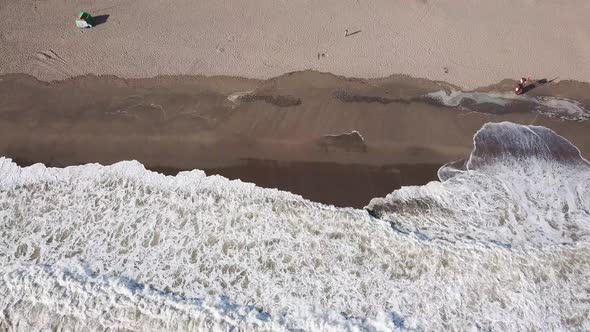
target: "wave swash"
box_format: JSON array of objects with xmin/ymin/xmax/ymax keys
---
[{"xmin": 1, "ymin": 122, "xmax": 589, "ymax": 331}]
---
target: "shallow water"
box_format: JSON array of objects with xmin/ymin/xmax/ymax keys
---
[{"xmin": 425, "ymin": 90, "xmax": 590, "ymax": 121}]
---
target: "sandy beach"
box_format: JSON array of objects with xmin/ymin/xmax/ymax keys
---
[
  {"xmin": 1, "ymin": 0, "xmax": 590, "ymax": 206},
  {"xmin": 1, "ymin": 0, "xmax": 590, "ymax": 89},
  {"xmin": 3, "ymin": 3, "xmax": 590, "ymax": 328}
]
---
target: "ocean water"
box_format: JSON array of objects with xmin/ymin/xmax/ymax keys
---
[
  {"xmin": 425, "ymin": 90, "xmax": 590, "ymax": 121},
  {"xmin": 1, "ymin": 122, "xmax": 589, "ymax": 331}
]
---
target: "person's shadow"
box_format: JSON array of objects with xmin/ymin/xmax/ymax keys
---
[
  {"xmin": 92, "ymin": 14, "xmax": 110, "ymax": 26},
  {"xmin": 522, "ymin": 77, "xmax": 558, "ymax": 94}
]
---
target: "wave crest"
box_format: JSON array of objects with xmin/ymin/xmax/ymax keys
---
[{"xmin": 367, "ymin": 122, "xmax": 590, "ymax": 247}]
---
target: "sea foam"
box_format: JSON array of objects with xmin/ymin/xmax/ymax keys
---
[
  {"xmin": 1, "ymin": 122, "xmax": 589, "ymax": 331},
  {"xmin": 424, "ymin": 90, "xmax": 590, "ymax": 121}
]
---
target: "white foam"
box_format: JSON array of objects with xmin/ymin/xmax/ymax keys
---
[
  {"xmin": 426, "ymin": 90, "xmax": 513, "ymax": 107},
  {"xmin": 1, "ymin": 121, "xmax": 590, "ymax": 330},
  {"xmin": 322, "ymin": 130, "xmax": 366, "ymax": 145},
  {"xmin": 425, "ymin": 90, "xmax": 590, "ymax": 121},
  {"xmin": 227, "ymin": 91, "xmax": 254, "ymax": 104},
  {"xmin": 1, "ymin": 262, "xmax": 403, "ymax": 332},
  {"xmin": 533, "ymin": 96, "xmax": 590, "ymax": 120},
  {"xmin": 367, "ymin": 123, "xmax": 590, "ymax": 247}
]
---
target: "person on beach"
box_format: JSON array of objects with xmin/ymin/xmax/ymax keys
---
[{"xmin": 515, "ymin": 76, "xmax": 531, "ymax": 95}]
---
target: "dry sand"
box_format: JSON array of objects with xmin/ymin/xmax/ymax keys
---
[{"xmin": 1, "ymin": 0, "xmax": 589, "ymax": 89}]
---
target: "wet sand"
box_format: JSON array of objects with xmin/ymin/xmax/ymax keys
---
[{"xmin": 1, "ymin": 71, "xmax": 590, "ymax": 207}]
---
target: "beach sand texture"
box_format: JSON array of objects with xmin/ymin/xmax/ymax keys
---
[
  {"xmin": 1, "ymin": 0, "xmax": 589, "ymax": 89},
  {"xmin": 2, "ymin": 72, "xmax": 590, "ymax": 206}
]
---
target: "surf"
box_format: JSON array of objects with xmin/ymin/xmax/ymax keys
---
[{"xmin": 1, "ymin": 122, "xmax": 589, "ymax": 331}]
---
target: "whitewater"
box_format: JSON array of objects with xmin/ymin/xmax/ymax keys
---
[{"xmin": 1, "ymin": 122, "xmax": 589, "ymax": 331}]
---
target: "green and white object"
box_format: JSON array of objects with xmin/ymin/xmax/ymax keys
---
[{"xmin": 76, "ymin": 11, "xmax": 94, "ymax": 28}]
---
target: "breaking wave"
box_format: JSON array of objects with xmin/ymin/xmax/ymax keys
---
[
  {"xmin": 1, "ymin": 122, "xmax": 590, "ymax": 331},
  {"xmin": 367, "ymin": 122, "xmax": 590, "ymax": 248}
]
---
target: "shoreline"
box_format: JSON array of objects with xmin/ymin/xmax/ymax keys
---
[
  {"xmin": 10, "ymin": 157, "xmax": 441, "ymax": 208},
  {"xmin": 1, "ymin": 71, "xmax": 590, "ymax": 207}
]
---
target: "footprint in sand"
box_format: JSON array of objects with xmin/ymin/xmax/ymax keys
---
[
  {"xmin": 34, "ymin": 49, "xmax": 77, "ymax": 78},
  {"xmin": 36, "ymin": 50, "xmax": 64, "ymax": 62}
]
